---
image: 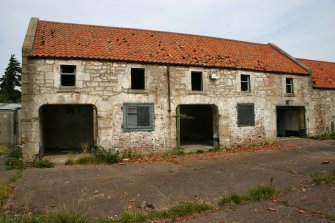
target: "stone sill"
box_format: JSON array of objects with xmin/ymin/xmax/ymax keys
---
[
  {"xmin": 127, "ymin": 89, "xmax": 149, "ymax": 94},
  {"xmin": 188, "ymin": 90, "xmax": 207, "ymax": 95},
  {"xmin": 284, "ymin": 93, "xmax": 295, "ymax": 97},
  {"xmin": 240, "ymin": 91, "xmax": 254, "ymax": 96},
  {"xmin": 57, "ymin": 87, "xmax": 80, "ymax": 93}
]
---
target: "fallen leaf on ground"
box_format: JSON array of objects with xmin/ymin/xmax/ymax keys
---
[{"xmin": 298, "ymin": 210, "xmax": 306, "ymax": 214}]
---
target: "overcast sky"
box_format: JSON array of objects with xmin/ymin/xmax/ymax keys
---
[{"xmin": 0, "ymin": 0, "xmax": 334, "ymax": 76}]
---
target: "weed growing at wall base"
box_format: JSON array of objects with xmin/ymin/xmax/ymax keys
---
[
  {"xmin": 33, "ymin": 159, "xmax": 55, "ymax": 168},
  {"xmin": 311, "ymin": 133, "xmax": 335, "ymax": 140}
]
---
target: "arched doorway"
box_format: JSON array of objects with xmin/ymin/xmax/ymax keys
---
[{"xmin": 39, "ymin": 104, "xmax": 97, "ymax": 156}]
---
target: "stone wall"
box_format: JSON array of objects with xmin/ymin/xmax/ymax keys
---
[
  {"xmin": 309, "ymin": 89, "xmax": 335, "ymax": 135},
  {"xmin": 21, "ymin": 57, "xmax": 318, "ymax": 160}
]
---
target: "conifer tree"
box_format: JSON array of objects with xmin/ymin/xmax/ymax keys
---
[{"xmin": 0, "ymin": 55, "xmax": 22, "ymax": 102}]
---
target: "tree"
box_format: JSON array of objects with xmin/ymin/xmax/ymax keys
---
[{"xmin": 0, "ymin": 55, "xmax": 22, "ymax": 102}]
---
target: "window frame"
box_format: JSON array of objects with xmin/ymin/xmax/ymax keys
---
[
  {"xmin": 286, "ymin": 78, "xmax": 294, "ymax": 94},
  {"xmin": 60, "ymin": 65, "xmax": 76, "ymax": 87},
  {"xmin": 131, "ymin": 68, "xmax": 145, "ymax": 90},
  {"xmin": 123, "ymin": 103, "xmax": 154, "ymax": 132},
  {"xmin": 191, "ymin": 71, "xmax": 203, "ymax": 91},
  {"xmin": 240, "ymin": 74, "xmax": 251, "ymax": 92},
  {"xmin": 237, "ymin": 103, "xmax": 255, "ymax": 127}
]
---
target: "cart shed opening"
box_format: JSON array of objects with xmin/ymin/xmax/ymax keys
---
[
  {"xmin": 177, "ymin": 104, "xmax": 218, "ymax": 148},
  {"xmin": 277, "ymin": 106, "xmax": 305, "ymax": 137},
  {"xmin": 39, "ymin": 104, "xmax": 96, "ymax": 155}
]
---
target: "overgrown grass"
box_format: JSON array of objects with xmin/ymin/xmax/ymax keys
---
[
  {"xmin": 312, "ymin": 172, "xmax": 335, "ymax": 185},
  {"xmin": 47, "ymin": 206, "xmax": 90, "ymax": 223},
  {"xmin": 109, "ymin": 201, "xmax": 213, "ymax": 223},
  {"xmin": 0, "ymin": 205, "xmax": 89, "ymax": 223},
  {"xmin": 33, "ymin": 159, "xmax": 55, "ymax": 168},
  {"xmin": 0, "ymin": 171, "xmax": 22, "ymax": 209},
  {"xmin": 0, "ymin": 201, "xmax": 212, "ymax": 223},
  {"xmin": 248, "ymin": 185, "xmax": 276, "ymax": 201},
  {"xmin": 311, "ymin": 133, "xmax": 335, "ymax": 140},
  {"xmin": 1, "ymin": 183, "xmax": 277, "ymax": 222},
  {"xmin": 218, "ymin": 193, "xmax": 249, "ymax": 206},
  {"xmin": 219, "ymin": 185, "xmax": 276, "ymax": 206}
]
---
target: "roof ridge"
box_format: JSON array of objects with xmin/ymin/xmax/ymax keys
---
[
  {"xmin": 38, "ymin": 19, "xmax": 268, "ymax": 46},
  {"xmin": 297, "ymin": 58, "xmax": 335, "ymax": 64},
  {"xmin": 269, "ymin": 43, "xmax": 310, "ymax": 74}
]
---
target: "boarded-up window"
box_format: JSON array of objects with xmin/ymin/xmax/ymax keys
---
[
  {"xmin": 191, "ymin": 71, "xmax": 203, "ymax": 91},
  {"xmin": 60, "ymin": 65, "xmax": 76, "ymax": 86},
  {"xmin": 237, "ymin": 103, "xmax": 255, "ymax": 126},
  {"xmin": 123, "ymin": 103, "xmax": 154, "ymax": 131}
]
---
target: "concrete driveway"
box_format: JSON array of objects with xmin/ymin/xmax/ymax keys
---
[{"xmin": 4, "ymin": 138, "xmax": 335, "ymax": 222}]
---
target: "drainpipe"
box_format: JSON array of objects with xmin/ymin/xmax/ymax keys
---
[{"xmin": 167, "ymin": 66, "xmax": 171, "ymax": 113}]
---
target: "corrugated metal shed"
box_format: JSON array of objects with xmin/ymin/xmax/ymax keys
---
[{"xmin": 0, "ymin": 103, "xmax": 21, "ymax": 145}]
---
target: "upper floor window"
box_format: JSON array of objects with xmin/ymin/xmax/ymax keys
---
[
  {"xmin": 286, "ymin": 78, "xmax": 294, "ymax": 94},
  {"xmin": 123, "ymin": 103, "xmax": 154, "ymax": 131},
  {"xmin": 237, "ymin": 103, "xmax": 255, "ymax": 127},
  {"xmin": 131, "ymin": 68, "xmax": 145, "ymax": 90},
  {"xmin": 60, "ymin": 65, "xmax": 76, "ymax": 87},
  {"xmin": 241, "ymin": 74, "xmax": 250, "ymax": 92},
  {"xmin": 191, "ymin": 71, "xmax": 203, "ymax": 91}
]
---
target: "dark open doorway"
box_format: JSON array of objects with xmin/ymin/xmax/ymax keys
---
[
  {"xmin": 176, "ymin": 104, "xmax": 218, "ymax": 148},
  {"xmin": 277, "ymin": 106, "xmax": 305, "ymax": 137},
  {"xmin": 39, "ymin": 104, "xmax": 96, "ymax": 155}
]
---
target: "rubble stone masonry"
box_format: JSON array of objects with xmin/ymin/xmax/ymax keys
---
[{"xmin": 21, "ymin": 57, "xmax": 334, "ymax": 160}]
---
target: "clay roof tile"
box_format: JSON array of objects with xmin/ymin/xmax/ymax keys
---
[{"xmin": 30, "ymin": 20, "xmax": 309, "ymax": 75}]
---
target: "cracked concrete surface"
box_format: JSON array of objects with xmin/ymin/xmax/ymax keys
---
[{"xmin": 3, "ymin": 138, "xmax": 335, "ymax": 222}]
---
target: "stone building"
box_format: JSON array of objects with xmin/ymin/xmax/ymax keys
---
[{"xmin": 21, "ymin": 18, "xmax": 335, "ymax": 160}]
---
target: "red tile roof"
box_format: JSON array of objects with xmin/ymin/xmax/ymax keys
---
[
  {"xmin": 30, "ymin": 20, "xmax": 308, "ymax": 75},
  {"xmin": 298, "ymin": 59, "xmax": 335, "ymax": 89}
]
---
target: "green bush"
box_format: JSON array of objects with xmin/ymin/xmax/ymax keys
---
[
  {"xmin": 94, "ymin": 147, "xmax": 121, "ymax": 164},
  {"xmin": 33, "ymin": 159, "xmax": 54, "ymax": 168},
  {"xmin": 5, "ymin": 146, "xmax": 23, "ymax": 169}
]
